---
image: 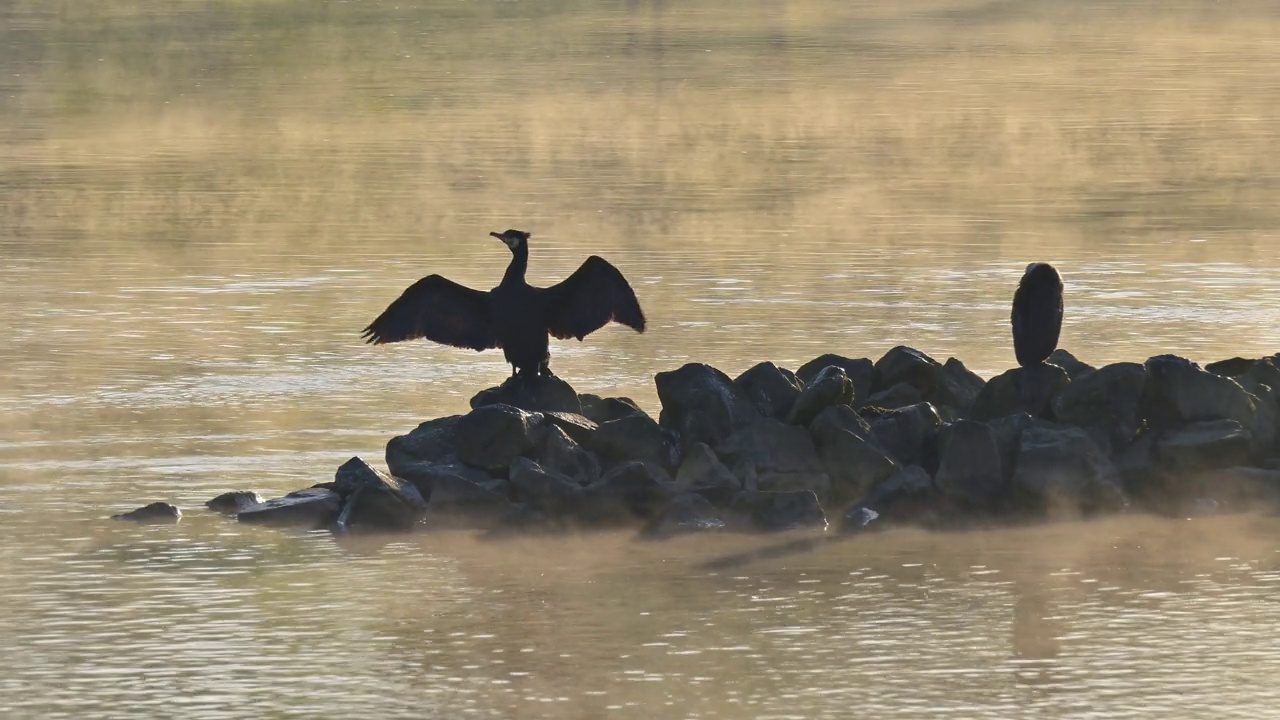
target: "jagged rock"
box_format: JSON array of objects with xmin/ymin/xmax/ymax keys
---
[
  {"xmin": 507, "ymin": 457, "xmax": 587, "ymax": 518},
  {"xmin": 470, "ymin": 375, "xmax": 581, "ymax": 414},
  {"xmin": 1012, "ymin": 425, "xmax": 1116, "ymax": 514},
  {"xmin": 810, "ymin": 406, "xmax": 898, "ymax": 504},
  {"xmin": 641, "ymin": 493, "xmax": 725, "ymax": 538},
  {"xmin": 731, "ymin": 490, "xmax": 827, "ymax": 532},
  {"xmin": 1047, "ymin": 349, "xmax": 1095, "ymax": 379},
  {"xmin": 971, "ymin": 364, "xmax": 1070, "ymax": 421},
  {"xmin": 578, "ymin": 394, "xmax": 648, "ymax": 424},
  {"xmin": 1156, "ymin": 420, "xmax": 1252, "ymax": 471},
  {"xmin": 865, "ymin": 402, "xmax": 944, "ymax": 467},
  {"xmin": 844, "ymin": 465, "xmax": 946, "ymax": 527},
  {"xmin": 1051, "ymin": 362, "xmax": 1147, "ymax": 445},
  {"xmin": 656, "ymin": 363, "xmax": 758, "ymax": 447},
  {"xmin": 934, "ymin": 420, "xmax": 1004, "ymax": 505},
  {"xmin": 332, "ymin": 457, "xmax": 428, "ymax": 531},
  {"xmin": 873, "ymin": 346, "xmax": 941, "ymax": 398},
  {"xmin": 934, "ymin": 358, "xmax": 986, "ymax": 413},
  {"xmin": 786, "ymin": 365, "xmax": 854, "ymax": 426},
  {"xmin": 206, "ymin": 491, "xmax": 264, "ymax": 515},
  {"xmin": 716, "ymin": 418, "xmax": 830, "ymax": 496},
  {"xmin": 386, "ymin": 415, "xmax": 461, "ymax": 475},
  {"xmin": 238, "ymin": 488, "xmax": 341, "ymax": 529},
  {"xmin": 584, "ymin": 461, "xmax": 679, "ymax": 522},
  {"xmin": 735, "ymin": 362, "xmax": 804, "ymax": 420},
  {"xmin": 674, "ymin": 442, "xmax": 741, "ymax": 506},
  {"xmin": 537, "ymin": 425, "xmax": 602, "ymax": 485},
  {"xmin": 590, "ymin": 414, "xmax": 679, "ymax": 470},
  {"xmin": 857, "ymin": 382, "xmax": 922, "ymax": 411},
  {"xmin": 796, "ymin": 354, "xmax": 875, "ymax": 403},
  {"xmin": 1143, "ymin": 355, "xmax": 1256, "ymax": 432},
  {"xmin": 455, "ymin": 404, "xmax": 542, "ymax": 472},
  {"xmin": 112, "ymin": 502, "xmax": 181, "ymax": 524}
]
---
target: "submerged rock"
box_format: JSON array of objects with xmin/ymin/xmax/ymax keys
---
[
  {"xmin": 731, "ymin": 490, "xmax": 827, "ymax": 532},
  {"xmin": 455, "ymin": 404, "xmax": 542, "ymax": 472},
  {"xmin": 206, "ymin": 491, "xmax": 265, "ymax": 515},
  {"xmin": 735, "ymin": 361, "xmax": 804, "ymax": 420},
  {"xmin": 590, "ymin": 414, "xmax": 680, "ymax": 470},
  {"xmin": 238, "ymin": 488, "xmax": 341, "ymax": 529},
  {"xmin": 656, "ymin": 363, "xmax": 758, "ymax": 447},
  {"xmin": 786, "ymin": 365, "xmax": 854, "ymax": 426},
  {"xmin": 112, "ymin": 502, "xmax": 181, "ymax": 524},
  {"xmin": 470, "ymin": 375, "xmax": 581, "ymax": 414},
  {"xmin": 1051, "ymin": 362, "xmax": 1147, "ymax": 445},
  {"xmin": 796, "ymin": 354, "xmax": 876, "ymax": 402}
]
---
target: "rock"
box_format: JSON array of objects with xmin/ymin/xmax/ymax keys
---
[
  {"xmin": 578, "ymin": 394, "xmax": 648, "ymax": 424},
  {"xmin": 1204, "ymin": 357, "xmax": 1257, "ymax": 378},
  {"xmin": 865, "ymin": 402, "xmax": 944, "ymax": 467},
  {"xmin": 1198, "ymin": 466, "xmax": 1280, "ymax": 511},
  {"xmin": 716, "ymin": 418, "xmax": 830, "ymax": 496},
  {"xmin": 809, "ymin": 403, "xmax": 872, "ymax": 439},
  {"xmin": 238, "ymin": 488, "xmax": 341, "ymax": 529},
  {"xmin": 470, "ymin": 375, "xmax": 581, "ymax": 414},
  {"xmin": 590, "ymin": 414, "xmax": 680, "ymax": 470},
  {"xmin": 934, "ymin": 420, "xmax": 1004, "ymax": 505},
  {"xmin": 1047, "ymin": 349, "xmax": 1096, "ymax": 379},
  {"xmin": 674, "ymin": 442, "xmax": 741, "ymax": 506},
  {"xmin": 786, "ymin": 365, "xmax": 854, "ymax": 426},
  {"xmin": 656, "ymin": 363, "xmax": 759, "ymax": 447},
  {"xmin": 797, "ymin": 354, "xmax": 876, "ymax": 403},
  {"xmin": 507, "ymin": 457, "xmax": 587, "ymax": 518},
  {"xmin": 857, "ymin": 382, "xmax": 923, "ymax": 411},
  {"xmin": 584, "ymin": 461, "xmax": 679, "ymax": 523},
  {"xmin": 541, "ymin": 412, "xmax": 597, "ymax": 445},
  {"xmin": 933, "ymin": 357, "xmax": 986, "ymax": 413},
  {"xmin": 810, "ymin": 406, "xmax": 899, "ymax": 504},
  {"xmin": 1012, "ymin": 425, "xmax": 1116, "ymax": 515},
  {"xmin": 735, "ymin": 362, "xmax": 804, "ymax": 420},
  {"xmin": 842, "ymin": 506, "xmax": 880, "ymax": 532},
  {"xmin": 1051, "ymin": 362, "xmax": 1147, "ymax": 445},
  {"xmin": 386, "ymin": 415, "xmax": 461, "ymax": 475},
  {"xmin": 731, "ymin": 490, "xmax": 827, "ymax": 532},
  {"xmin": 845, "ymin": 465, "xmax": 946, "ymax": 527},
  {"xmin": 1142, "ymin": 355, "xmax": 1257, "ymax": 433},
  {"xmin": 332, "ymin": 457, "xmax": 428, "ymax": 531},
  {"xmin": 455, "ymin": 404, "xmax": 542, "ymax": 472},
  {"xmin": 971, "ymin": 364, "xmax": 1070, "ymax": 421},
  {"xmin": 537, "ymin": 425, "xmax": 602, "ymax": 485},
  {"xmin": 873, "ymin": 346, "xmax": 941, "ymax": 398},
  {"xmin": 641, "ymin": 493, "xmax": 725, "ymax": 538},
  {"xmin": 1156, "ymin": 420, "xmax": 1252, "ymax": 471},
  {"xmin": 392, "ymin": 455, "xmax": 499, "ymax": 489},
  {"xmin": 413, "ymin": 468, "xmax": 513, "ymax": 526},
  {"xmin": 112, "ymin": 502, "xmax": 181, "ymax": 524},
  {"xmin": 205, "ymin": 491, "xmax": 265, "ymax": 515}
]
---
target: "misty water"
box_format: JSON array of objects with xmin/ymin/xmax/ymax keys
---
[{"xmin": 3, "ymin": 1, "xmax": 1280, "ymax": 717}]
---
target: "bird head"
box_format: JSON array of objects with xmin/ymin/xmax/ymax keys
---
[{"xmin": 489, "ymin": 229, "xmax": 531, "ymax": 251}]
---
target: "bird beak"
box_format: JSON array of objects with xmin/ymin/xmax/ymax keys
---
[{"xmin": 489, "ymin": 232, "xmax": 503, "ymax": 240}]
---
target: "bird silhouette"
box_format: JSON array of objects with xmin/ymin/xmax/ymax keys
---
[{"xmin": 1011, "ymin": 262, "xmax": 1064, "ymax": 368}]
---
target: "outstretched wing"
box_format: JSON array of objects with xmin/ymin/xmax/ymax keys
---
[
  {"xmin": 361, "ymin": 275, "xmax": 497, "ymax": 350},
  {"xmin": 544, "ymin": 256, "xmax": 646, "ymax": 341},
  {"xmin": 1011, "ymin": 263, "xmax": 1064, "ymax": 367}
]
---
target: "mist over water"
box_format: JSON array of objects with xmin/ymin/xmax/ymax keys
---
[{"xmin": 2, "ymin": 1, "xmax": 1280, "ymax": 717}]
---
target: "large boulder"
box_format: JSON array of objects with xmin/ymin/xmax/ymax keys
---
[
  {"xmin": 1155, "ymin": 420, "xmax": 1252, "ymax": 471},
  {"xmin": 537, "ymin": 425, "xmax": 602, "ymax": 485},
  {"xmin": 656, "ymin": 363, "xmax": 759, "ymax": 447},
  {"xmin": 864, "ymin": 402, "xmax": 945, "ymax": 467},
  {"xmin": 540, "ymin": 412, "xmax": 597, "ymax": 445},
  {"xmin": 507, "ymin": 457, "xmax": 587, "ymax": 519},
  {"xmin": 844, "ymin": 465, "xmax": 947, "ymax": 528},
  {"xmin": 873, "ymin": 346, "xmax": 941, "ymax": 398},
  {"xmin": 1051, "ymin": 362, "xmax": 1147, "ymax": 445},
  {"xmin": 413, "ymin": 469, "xmax": 513, "ymax": 527},
  {"xmin": 470, "ymin": 375, "xmax": 581, "ymax": 414},
  {"xmin": 796, "ymin": 354, "xmax": 876, "ymax": 402},
  {"xmin": 786, "ymin": 365, "xmax": 854, "ymax": 426},
  {"xmin": 674, "ymin": 442, "xmax": 742, "ymax": 506},
  {"xmin": 455, "ymin": 404, "xmax": 542, "ymax": 472},
  {"xmin": 1142, "ymin": 355, "xmax": 1256, "ymax": 432},
  {"xmin": 238, "ymin": 488, "xmax": 341, "ymax": 529},
  {"xmin": 386, "ymin": 415, "xmax": 461, "ymax": 475},
  {"xmin": 716, "ymin": 418, "xmax": 830, "ymax": 496},
  {"xmin": 1047, "ymin": 349, "xmax": 1096, "ymax": 379},
  {"xmin": 971, "ymin": 364, "xmax": 1070, "ymax": 421},
  {"xmin": 1011, "ymin": 425, "xmax": 1119, "ymax": 516},
  {"xmin": 730, "ymin": 490, "xmax": 827, "ymax": 532},
  {"xmin": 934, "ymin": 357, "xmax": 986, "ymax": 414},
  {"xmin": 206, "ymin": 491, "xmax": 265, "ymax": 515},
  {"xmin": 583, "ymin": 461, "xmax": 679, "ymax": 523},
  {"xmin": 590, "ymin": 414, "xmax": 680, "ymax": 470},
  {"xmin": 735, "ymin": 362, "xmax": 804, "ymax": 420},
  {"xmin": 112, "ymin": 502, "xmax": 181, "ymax": 524},
  {"xmin": 641, "ymin": 493, "xmax": 725, "ymax": 538},
  {"xmin": 809, "ymin": 406, "xmax": 898, "ymax": 504},
  {"xmin": 809, "ymin": 403, "xmax": 872, "ymax": 439},
  {"xmin": 578, "ymin": 394, "xmax": 648, "ymax": 424},
  {"xmin": 332, "ymin": 456, "xmax": 428, "ymax": 531},
  {"xmin": 934, "ymin": 420, "xmax": 1004, "ymax": 506},
  {"xmin": 858, "ymin": 382, "xmax": 923, "ymax": 411}
]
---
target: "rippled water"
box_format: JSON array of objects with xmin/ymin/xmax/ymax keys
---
[{"xmin": 3, "ymin": 1, "xmax": 1280, "ymax": 717}]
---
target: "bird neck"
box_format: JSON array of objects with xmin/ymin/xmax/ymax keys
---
[{"xmin": 502, "ymin": 243, "xmax": 529, "ymax": 285}]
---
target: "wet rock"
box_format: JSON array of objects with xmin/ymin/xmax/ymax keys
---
[
  {"xmin": 845, "ymin": 465, "xmax": 946, "ymax": 527},
  {"xmin": 584, "ymin": 461, "xmax": 679, "ymax": 523},
  {"xmin": 971, "ymin": 364, "xmax": 1070, "ymax": 421},
  {"xmin": 578, "ymin": 394, "xmax": 648, "ymax": 424},
  {"xmin": 470, "ymin": 374, "xmax": 582, "ymax": 414},
  {"xmin": 873, "ymin": 346, "xmax": 942, "ymax": 400},
  {"xmin": 857, "ymin": 382, "xmax": 923, "ymax": 411},
  {"xmin": 414, "ymin": 469, "xmax": 513, "ymax": 527},
  {"xmin": 1156, "ymin": 420, "xmax": 1252, "ymax": 471},
  {"xmin": 393, "ymin": 455, "xmax": 500, "ymax": 489},
  {"xmin": 206, "ymin": 491, "xmax": 265, "ymax": 515},
  {"xmin": 810, "ymin": 406, "xmax": 898, "ymax": 504},
  {"xmin": 507, "ymin": 457, "xmax": 587, "ymax": 518},
  {"xmin": 386, "ymin": 415, "xmax": 461, "ymax": 475},
  {"xmin": 716, "ymin": 418, "xmax": 830, "ymax": 496},
  {"xmin": 455, "ymin": 404, "xmax": 542, "ymax": 472},
  {"xmin": 674, "ymin": 442, "xmax": 741, "ymax": 506},
  {"xmin": 786, "ymin": 365, "xmax": 854, "ymax": 426},
  {"xmin": 332, "ymin": 457, "xmax": 428, "ymax": 531},
  {"xmin": 865, "ymin": 402, "xmax": 945, "ymax": 467},
  {"xmin": 1012, "ymin": 425, "xmax": 1116, "ymax": 515},
  {"xmin": 238, "ymin": 488, "xmax": 341, "ymax": 529},
  {"xmin": 731, "ymin": 490, "xmax": 827, "ymax": 532},
  {"xmin": 1143, "ymin": 355, "xmax": 1256, "ymax": 433},
  {"xmin": 656, "ymin": 363, "xmax": 759, "ymax": 447},
  {"xmin": 809, "ymin": 403, "xmax": 872, "ymax": 439},
  {"xmin": 537, "ymin": 425, "xmax": 602, "ymax": 485},
  {"xmin": 797, "ymin": 354, "xmax": 876, "ymax": 403},
  {"xmin": 1047, "ymin": 349, "xmax": 1095, "ymax": 379},
  {"xmin": 540, "ymin": 411, "xmax": 597, "ymax": 445},
  {"xmin": 735, "ymin": 362, "xmax": 804, "ymax": 420},
  {"xmin": 590, "ymin": 414, "xmax": 680, "ymax": 470},
  {"xmin": 1051, "ymin": 362, "xmax": 1147, "ymax": 445},
  {"xmin": 842, "ymin": 506, "xmax": 881, "ymax": 532},
  {"xmin": 641, "ymin": 493, "xmax": 725, "ymax": 538},
  {"xmin": 112, "ymin": 502, "xmax": 181, "ymax": 524},
  {"xmin": 934, "ymin": 420, "xmax": 1004, "ymax": 505},
  {"xmin": 933, "ymin": 357, "xmax": 986, "ymax": 413}
]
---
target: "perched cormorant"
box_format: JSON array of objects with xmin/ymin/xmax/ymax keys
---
[
  {"xmin": 361, "ymin": 229, "xmax": 646, "ymax": 378},
  {"xmin": 1011, "ymin": 262, "xmax": 1064, "ymax": 367}
]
